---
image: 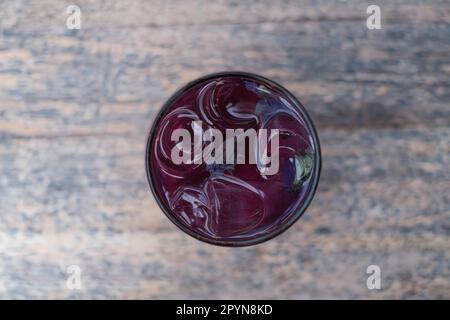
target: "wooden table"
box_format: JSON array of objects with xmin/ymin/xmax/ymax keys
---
[{"xmin": 0, "ymin": 0, "xmax": 448, "ymax": 299}]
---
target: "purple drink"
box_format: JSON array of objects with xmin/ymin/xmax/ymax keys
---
[{"xmin": 146, "ymin": 72, "xmax": 321, "ymax": 246}]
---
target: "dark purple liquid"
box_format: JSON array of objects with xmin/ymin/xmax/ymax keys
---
[{"xmin": 148, "ymin": 73, "xmax": 319, "ymax": 245}]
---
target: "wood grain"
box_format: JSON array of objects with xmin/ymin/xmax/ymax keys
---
[{"xmin": 0, "ymin": 0, "xmax": 449, "ymax": 299}]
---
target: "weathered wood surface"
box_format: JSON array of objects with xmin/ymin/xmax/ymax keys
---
[{"xmin": 0, "ymin": 0, "xmax": 449, "ymax": 299}]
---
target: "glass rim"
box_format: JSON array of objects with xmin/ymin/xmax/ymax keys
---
[{"xmin": 145, "ymin": 71, "xmax": 322, "ymax": 247}]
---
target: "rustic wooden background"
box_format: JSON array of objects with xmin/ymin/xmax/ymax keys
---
[{"xmin": 0, "ymin": 0, "xmax": 449, "ymax": 299}]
